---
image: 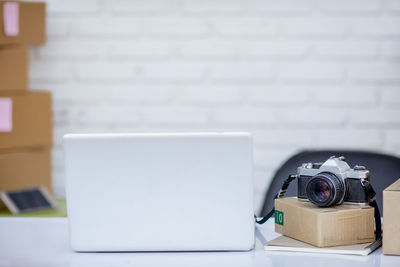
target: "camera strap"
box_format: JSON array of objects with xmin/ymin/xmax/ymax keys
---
[
  {"xmin": 255, "ymin": 175, "xmax": 296, "ymax": 224},
  {"xmin": 361, "ymin": 180, "xmax": 382, "ymax": 240},
  {"xmin": 255, "ymin": 176, "xmax": 382, "ymax": 241}
]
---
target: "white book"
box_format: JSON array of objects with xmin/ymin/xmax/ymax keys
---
[{"xmin": 264, "ymin": 235, "xmax": 381, "ymax": 256}]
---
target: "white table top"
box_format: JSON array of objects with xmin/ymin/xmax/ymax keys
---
[{"xmin": 0, "ymin": 217, "xmax": 399, "ymax": 267}]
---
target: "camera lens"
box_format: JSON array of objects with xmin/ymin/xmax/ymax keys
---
[
  {"xmin": 306, "ymin": 172, "xmax": 344, "ymax": 207},
  {"xmin": 309, "ymin": 180, "xmax": 331, "ymax": 203}
]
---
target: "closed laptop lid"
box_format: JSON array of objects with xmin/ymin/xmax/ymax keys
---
[{"xmin": 64, "ymin": 133, "xmax": 254, "ymax": 251}]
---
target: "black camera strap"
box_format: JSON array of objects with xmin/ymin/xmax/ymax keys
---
[
  {"xmin": 361, "ymin": 180, "xmax": 382, "ymax": 240},
  {"xmin": 255, "ymin": 176, "xmax": 382, "ymax": 241},
  {"xmin": 255, "ymin": 175, "xmax": 296, "ymax": 224}
]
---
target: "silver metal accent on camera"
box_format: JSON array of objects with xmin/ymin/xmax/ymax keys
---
[
  {"xmin": 297, "ymin": 198, "xmax": 308, "ymax": 202},
  {"xmin": 354, "ymin": 165, "xmax": 366, "ymax": 171},
  {"xmin": 298, "ymin": 156, "xmax": 369, "ymax": 179},
  {"xmin": 343, "ymin": 201, "xmax": 369, "ymax": 206}
]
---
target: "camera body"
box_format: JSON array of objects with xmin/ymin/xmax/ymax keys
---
[{"xmin": 297, "ymin": 156, "xmax": 369, "ymax": 207}]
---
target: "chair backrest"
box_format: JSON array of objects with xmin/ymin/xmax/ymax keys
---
[{"xmin": 260, "ymin": 150, "xmax": 400, "ymax": 217}]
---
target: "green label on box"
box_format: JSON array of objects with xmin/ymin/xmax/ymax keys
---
[{"xmin": 275, "ymin": 210, "xmax": 284, "ymax": 225}]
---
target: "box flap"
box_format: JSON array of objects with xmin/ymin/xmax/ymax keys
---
[{"xmin": 384, "ymin": 178, "xmax": 400, "ymax": 191}]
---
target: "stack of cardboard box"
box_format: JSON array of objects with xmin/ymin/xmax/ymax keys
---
[{"xmin": 0, "ymin": 2, "xmax": 52, "ymax": 200}]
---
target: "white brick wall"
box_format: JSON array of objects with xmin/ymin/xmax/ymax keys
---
[{"xmin": 28, "ymin": 0, "xmax": 400, "ymax": 212}]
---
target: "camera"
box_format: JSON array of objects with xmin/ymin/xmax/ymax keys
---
[{"xmin": 296, "ymin": 156, "xmax": 369, "ymax": 207}]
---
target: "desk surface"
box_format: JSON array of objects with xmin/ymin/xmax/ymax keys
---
[{"xmin": 0, "ymin": 218, "xmax": 399, "ymax": 267}]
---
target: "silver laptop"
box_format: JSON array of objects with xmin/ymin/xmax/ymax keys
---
[{"xmin": 64, "ymin": 133, "xmax": 254, "ymax": 252}]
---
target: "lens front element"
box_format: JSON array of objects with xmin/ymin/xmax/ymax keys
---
[
  {"xmin": 309, "ymin": 180, "xmax": 331, "ymax": 203},
  {"xmin": 306, "ymin": 172, "xmax": 344, "ymax": 207}
]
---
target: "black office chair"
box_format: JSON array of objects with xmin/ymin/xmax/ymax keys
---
[{"xmin": 259, "ymin": 150, "xmax": 400, "ymax": 217}]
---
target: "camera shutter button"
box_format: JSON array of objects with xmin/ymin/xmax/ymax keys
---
[{"xmin": 354, "ymin": 165, "xmax": 366, "ymax": 170}]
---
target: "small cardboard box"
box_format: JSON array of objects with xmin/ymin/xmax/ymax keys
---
[
  {"xmin": 383, "ymin": 178, "xmax": 400, "ymax": 255},
  {"xmin": 0, "ymin": 91, "xmax": 52, "ymax": 151},
  {"xmin": 0, "ymin": 2, "xmax": 45, "ymax": 45},
  {"xmin": 0, "ymin": 46, "xmax": 27, "ymax": 94},
  {"xmin": 0, "ymin": 148, "xmax": 51, "ymax": 192},
  {"xmin": 0, "ymin": 148, "xmax": 51, "ymax": 209},
  {"xmin": 275, "ymin": 197, "xmax": 375, "ymax": 247}
]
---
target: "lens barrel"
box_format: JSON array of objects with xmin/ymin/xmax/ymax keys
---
[{"xmin": 306, "ymin": 172, "xmax": 344, "ymax": 207}]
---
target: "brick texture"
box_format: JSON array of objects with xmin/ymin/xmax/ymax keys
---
[{"xmin": 30, "ymin": 0, "xmax": 400, "ymax": 213}]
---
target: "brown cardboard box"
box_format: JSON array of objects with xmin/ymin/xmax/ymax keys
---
[
  {"xmin": 0, "ymin": 45, "xmax": 27, "ymax": 94},
  {"xmin": 0, "ymin": 148, "xmax": 51, "ymax": 209},
  {"xmin": 383, "ymin": 178, "xmax": 400, "ymax": 255},
  {"xmin": 0, "ymin": 148, "xmax": 51, "ymax": 192},
  {"xmin": 274, "ymin": 197, "xmax": 375, "ymax": 247},
  {"xmin": 0, "ymin": 2, "xmax": 45, "ymax": 45},
  {"xmin": 0, "ymin": 91, "xmax": 52, "ymax": 151}
]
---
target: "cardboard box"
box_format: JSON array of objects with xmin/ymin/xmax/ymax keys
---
[
  {"xmin": 0, "ymin": 2, "xmax": 45, "ymax": 45},
  {"xmin": 383, "ymin": 178, "xmax": 400, "ymax": 255},
  {"xmin": 0, "ymin": 148, "xmax": 51, "ymax": 192},
  {"xmin": 274, "ymin": 197, "xmax": 375, "ymax": 247},
  {"xmin": 0, "ymin": 45, "xmax": 27, "ymax": 94},
  {"xmin": 0, "ymin": 91, "xmax": 52, "ymax": 151}
]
